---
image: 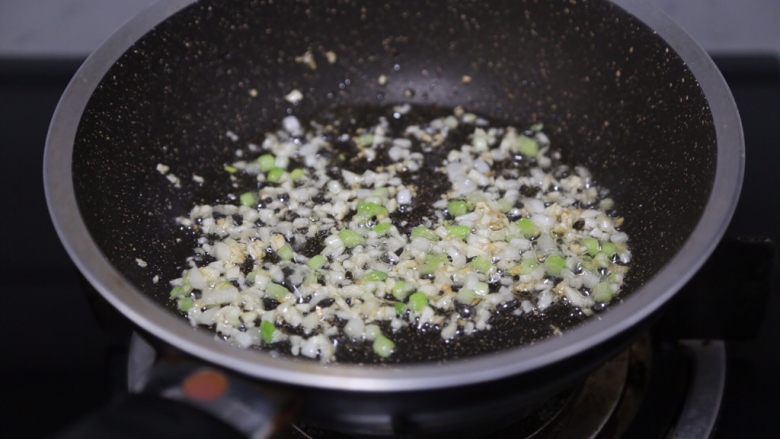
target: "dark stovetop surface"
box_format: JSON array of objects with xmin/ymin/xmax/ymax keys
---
[{"xmin": 0, "ymin": 55, "xmax": 778, "ymax": 438}]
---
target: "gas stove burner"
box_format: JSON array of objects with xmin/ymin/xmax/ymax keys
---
[{"xmin": 126, "ymin": 334, "xmax": 725, "ymax": 438}]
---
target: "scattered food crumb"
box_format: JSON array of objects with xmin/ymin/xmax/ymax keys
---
[
  {"xmin": 295, "ymin": 50, "xmax": 318, "ymax": 70},
  {"xmin": 461, "ymin": 74, "xmax": 473, "ymax": 84},
  {"xmin": 377, "ymin": 74, "xmax": 388, "ymax": 86},
  {"xmin": 152, "ymin": 275, "xmax": 159, "ymax": 284},
  {"xmin": 324, "ymin": 50, "xmax": 337, "ymax": 64},
  {"xmin": 136, "ymin": 258, "xmax": 148, "ymax": 268},
  {"xmin": 249, "ymin": 88, "xmax": 258, "ymax": 97},
  {"xmin": 192, "ymin": 174, "xmax": 205, "ymax": 184},
  {"xmin": 166, "ymin": 174, "xmax": 181, "ymax": 188},
  {"xmin": 156, "ymin": 163, "xmax": 170, "ymax": 175},
  {"xmin": 284, "ymin": 89, "xmax": 304, "ymax": 104},
  {"xmin": 226, "ymin": 130, "xmax": 239, "ymax": 142}
]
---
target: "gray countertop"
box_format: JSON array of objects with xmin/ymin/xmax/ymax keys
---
[{"xmin": 1, "ymin": 0, "xmax": 779, "ymax": 58}]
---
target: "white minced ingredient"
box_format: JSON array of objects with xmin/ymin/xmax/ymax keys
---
[
  {"xmin": 135, "ymin": 258, "xmax": 148, "ymax": 268},
  {"xmin": 284, "ymin": 89, "xmax": 303, "ymax": 104},
  {"xmin": 156, "ymin": 163, "xmax": 170, "ymax": 174},
  {"xmin": 167, "ymin": 107, "xmax": 631, "ymax": 362},
  {"xmin": 165, "ymin": 174, "xmax": 181, "ymax": 188}
]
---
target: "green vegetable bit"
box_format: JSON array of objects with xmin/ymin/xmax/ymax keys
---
[
  {"xmin": 470, "ymin": 256, "xmax": 492, "ymax": 274},
  {"xmin": 394, "ymin": 302, "xmax": 407, "ymax": 315},
  {"xmin": 593, "ymin": 282, "xmax": 616, "ymax": 303},
  {"xmin": 224, "ymin": 165, "xmax": 238, "ymax": 174},
  {"xmin": 307, "ymin": 255, "xmax": 327, "ymax": 270},
  {"xmin": 239, "ymin": 191, "xmax": 258, "ymax": 207},
  {"xmin": 544, "ymin": 255, "xmax": 567, "ymax": 277},
  {"xmin": 266, "ymin": 283, "xmax": 291, "ymax": 301},
  {"xmin": 594, "ymin": 252, "xmax": 610, "ymax": 268},
  {"xmin": 516, "ymin": 218, "xmax": 540, "ymax": 238},
  {"xmin": 408, "ymin": 292, "xmax": 428, "ymax": 313},
  {"xmin": 169, "ymin": 284, "xmax": 191, "ymax": 299},
  {"xmin": 456, "ymin": 289, "xmax": 477, "ymax": 304},
  {"xmin": 354, "ymin": 134, "xmax": 374, "ymax": 147},
  {"xmin": 372, "ymin": 335, "xmax": 395, "ymax": 358},
  {"xmin": 411, "ymin": 226, "xmax": 439, "ymax": 241},
  {"xmin": 257, "ymin": 154, "xmax": 276, "ymax": 172},
  {"xmin": 266, "ymin": 167, "xmax": 285, "ymax": 183},
  {"xmin": 391, "ymin": 280, "xmax": 414, "ymax": 300},
  {"xmin": 289, "ymin": 168, "xmax": 306, "ymax": 182},
  {"xmin": 362, "ymin": 271, "xmax": 388, "ymax": 282},
  {"xmin": 446, "ymin": 225, "xmax": 471, "ymax": 240},
  {"xmin": 339, "ymin": 230, "xmax": 365, "ymax": 248},
  {"xmin": 177, "ymin": 297, "xmax": 194, "ymax": 312},
  {"xmin": 601, "ymin": 241, "xmax": 618, "ymax": 258},
  {"xmin": 276, "ymin": 244, "xmax": 294, "ymax": 261},
  {"xmin": 517, "ymin": 135, "xmax": 539, "ymax": 157},
  {"xmin": 420, "ymin": 253, "xmax": 447, "ymax": 275},
  {"xmin": 509, "ymin": 258, "xmax": 538, "ymax": 276},
  {"xmin": 447, "ymin": 200, "xmax": 472, "ymax": 217},
  {"xmin": 260, "ymin": 320, "xmax": 276, "ymax": 344},
  {"xmin": 373, "ymin": 223, "xmax": 392, "ymax": 236},
  {"xmin": 357, "ymin": 201, "xmax": 388, "ymax": 218},
  {"xmin": 582, "ymin": 237, "xmax": 600, "ymax": 256}
]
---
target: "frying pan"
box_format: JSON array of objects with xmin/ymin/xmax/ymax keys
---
[{"xmin": 44, "ymin": 0, "xmax": 742, "ymax": 436}]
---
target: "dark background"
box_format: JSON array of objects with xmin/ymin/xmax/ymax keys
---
[{"xmin": 0, "ymin": 54, "xmax": 778, "ymax": 438}]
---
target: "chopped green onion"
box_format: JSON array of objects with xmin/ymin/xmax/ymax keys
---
[
  {"xmin": 593, "ymin": 282, "xmax": 615, "ymax": 303},
  {"xmin": 362, "ymin": 271, "xmax": 388, "ymax": 282},
  {"xmin": 420, "ymin": 254, "xmax": 447, "ymax": 275},
  {"xmin": 266, "ymin": 167, "xmax": 285, "ymax": 183},
  {"xmin": 411, "ymin": 226, "xmax": 439, "ymax": 241},
  {"xmin": 456, "ymin": 289, "xmax": 477, "ymax": 304},
  {"xmin": 276, "ymin": 244, "xmax": 294, "ymax": 261},
  {"xmin": 516, "ymin": 218, "xmax": 539, "ymax": 238},
  {"xmin": 594, "ymin": 252, "xmax": 611, "ymax": 267},
  {"xmin": 266, "ymin": 283, "xmax": 291, "ymax": 301},
  {"xmin": 224, "ymin": 164, "xmax": 238, "ymax": 174},
  {"xmin": 544, "ymin": 255, "xmax": 566, "ymax": 277},
  {"xmin": 239, "ymin": 191, "xmax": 258, "ymax": 207},
  {"xmin": 446, "ymin": 224, "xmax": 471, "ymax": 240},
  {"xmin": 307, "ymin": 255, "xmax": 327, "ymax": 270},
  {"xmin": 391, "ymin": 280, "xmax": 414, "ymax": 300},
  {"xmin": 373, "ymin": 223, "xmax": 391, "ymax": 236},
  {"xmin": 356, "ymin": 201, "xmax": 388, "ymax": 218},
  {"xmin": 289, "ymin": 168, "xmax": 306, "ymax": 182},
  {"xmin": 257, "ymin": 154, "xmax": 276, "ymax": 172},
  {"xmin": 509, "ymin": 258, "xmax": 538, "ymax": 276},
  {"xmin": 408, "ymin": 292, "xmax": 428, "ymax": 313},
  {"xmin": 169, "ymin": 284, "xmax": 191, "ymax": 299},
  {"xmin": 474, "ymin": 282, "xmax": 490, "ymax": 296},
  {"xmin": 260, "ymin": 320, "xmax": 276, "ymax": 344},
  {"xmin": 447, "ymin": 200, "xmax": 472, "ymax": 217},
  {"xmin": 354, "ymin": 134, "xmax": 374, "ymax": 147},
  {"xmin": 470, "ymin": 256, "xmax": 492, "ymax": 274},
  {"xmin": 530, "ymin": 122, "xmax": 544, "ymax": 132},
  {"xmin": 517, "ymin": 135, "xmax": 539, "ymax": 157},
  {"xmin": 339, "ymin": 230, "xmax": 364, "ymax": 248},
  {"xmin": 177, "ymin": 297, "xmax": 194, "ymax": 312},
  {"xmin": 246, "ymin": 270, "xmax": 261, "ymax": 285},
  {"xmin": 394, "ymin": 302, "xmax": 407, "ymax": 315},
  {"xmin": 582, "ymin": 237, "xmax": 600, "ymax": 256},
  {"xmin": 601, "ymin": 241, "xmax": 618, "ymax": 258},
  {"xmin": 373, "ymin": 335, "xmax": 395, "ymax": 358}
]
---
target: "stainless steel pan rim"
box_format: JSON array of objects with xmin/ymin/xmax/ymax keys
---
[{"xmin": 44, "ymin": 0, "xmax": 743, "ymax": 392}]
